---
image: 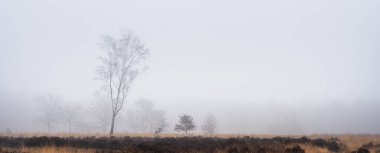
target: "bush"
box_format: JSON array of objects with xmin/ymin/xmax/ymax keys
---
[
  {"xmin": 351, "ymin": 147, "xmax": 370, "ymax": 153},
  {"xmin": 285, "ymin": 145, "xmax": 305, "ymax": 153}
]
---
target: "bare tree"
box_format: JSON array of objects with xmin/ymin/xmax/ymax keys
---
[
  {"xmin": 125, "ymin": 99, "xmax": 166, "ymax": 133},
  {"xmin": 175, "ymin": 114, "xmax": 196, "ymax": 135},
  {"xmin": 154, "ymin": 118, "xmax": 169, "ymax": 136},
  {"xmin": 96, "ymin": 30, "xmax": 149, "ymax": 134},
  {"xmin": 201, "ymin": 113, "xmax": 217, "ymax": 135},
  {"xmin": 60, "ymin": 103, "xmax": 81, "ymax": 133},
  {"xmin": 38, "ymin": 94, "xmax": 59, "ymax": 133}
]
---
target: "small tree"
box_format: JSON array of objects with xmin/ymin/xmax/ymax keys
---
[
  {"xmin": 175, "ymin": 114, "xmax": 196, "ymax": 135},
  {"xmin": 201, "ymin": 113, "xmax": 217, "ymax": 135},
  {"xmin": 125, "ymin": 99, "xmax": 166, "ymax": 133},
  {"xmin": 154, "ymin": 118, "xmax": 169, "ymax": 136}
]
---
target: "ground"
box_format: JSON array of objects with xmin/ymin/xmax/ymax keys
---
[{"xmin": 0, "ymin": 133, "xmax": 379, "ymax": 153}]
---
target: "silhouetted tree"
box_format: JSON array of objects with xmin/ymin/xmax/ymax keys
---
[
  {"xmin": 96, "ymin": 30, "xmax": 150, "ymax": 134},
  {"xmin": 175, "ymin": 114, "xmax": 196, "ymax": 135},
  {"xmin": 201, "ymin": 113, "xmax": 217, "ymax": 135},
  {"xmin": 154, "ymin": 118, "xmax": 169, "ymax": 136}
]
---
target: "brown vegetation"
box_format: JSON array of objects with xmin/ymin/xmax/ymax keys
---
[{"xmin": 0, "ymin": 134, "xmax": 379, "ymax": 153}]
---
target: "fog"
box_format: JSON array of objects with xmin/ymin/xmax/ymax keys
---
[{"xmin": 1, "ymin": 0, "xmax": 380, "ymax": 134}]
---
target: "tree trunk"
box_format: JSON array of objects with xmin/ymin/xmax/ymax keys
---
[{"xmin": 110, "ymin": 115, "xmax": 116, "ymax": 134}]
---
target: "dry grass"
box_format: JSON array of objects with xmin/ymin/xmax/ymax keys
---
[
  {"xmin": 1, "ymin": 132, "xmax": 379, "ymax": 152},
  {"xmin": 1, "ymin": 146, "xmax": 96, "ymax": 153},
  {"xmin": 297, "ymin": 144, "xmax": 330, "ymax": 153},
  {"xmin": 0, "ymin": 132, "xmax": 180, "ymax": 138},
  {"xmin": 302, "ymin": 134, "xmax": 380, "ymax": 151},
  {"xmin": 0, "ymin": 146, "xmax": 332, "ymax": 153}
]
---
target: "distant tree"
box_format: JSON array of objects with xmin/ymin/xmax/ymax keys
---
[
  {"xmin": 90, "ymin": 94, "xmax": 112, "ymax": 133},
  {"xmin": 96, "ymin": 30, "xmax": 150, "ymax": 134},
  {"xmin": 154, "ymin": 118, "xmax": 169, "ymax": 136},
  {"xmin": 125, "ymin": 109, "xmax": 142, "ymax": 132},
  {"xmin": 125, "ymin": 99, "xmax": 166, "ymax": 133},
  {"xmin": 5, "ymin": 128, "xmax": 12, "ymax": 135},
  {"xmin": 175, "ymin": 115, "xmax": 196, "ymax": 135},
  {"xmin": 201, "ymin": 113, "xmax": 217, "ymax": 135},
  {"xmin": 60, "ymin": 103, "xmax": 81, "ymax": 133},
  {"xmin": 38, "ymin": 94, "xmax": 59, "ymax": 133}
]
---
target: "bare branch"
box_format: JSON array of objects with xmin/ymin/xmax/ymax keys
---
[{"xmin": 96, "ymin": 30, "xmax": 149, "ymax": 134}]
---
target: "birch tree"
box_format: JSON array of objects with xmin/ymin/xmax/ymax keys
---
[{"xmin": 96, "ymin": 30, "xmax": 149, "ymax": 134}]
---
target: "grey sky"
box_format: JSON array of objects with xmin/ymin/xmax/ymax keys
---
[{"xmin": 1, "ymin": 0, "xmax": 380, "ymax": 134}]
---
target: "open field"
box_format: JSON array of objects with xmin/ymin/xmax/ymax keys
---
[
  {"xmin": 1, "ymin": 133, "xmax": 379, "ymax": 153},
  {"xmin": 2, "ymin": 0, "xmax": 380, "ymax": 152}
]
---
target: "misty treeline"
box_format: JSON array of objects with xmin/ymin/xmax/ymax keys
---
[
  {"xmin": 36, "ymin": 95, "xmax": 162, "ymax": 134},
  {"xmin": 29, "ymin": 30, "xmax": 219, "ymax": 136},
  {"xmin": 35, "ymin": 94, "xmax": 217, "ymax": 136}
]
